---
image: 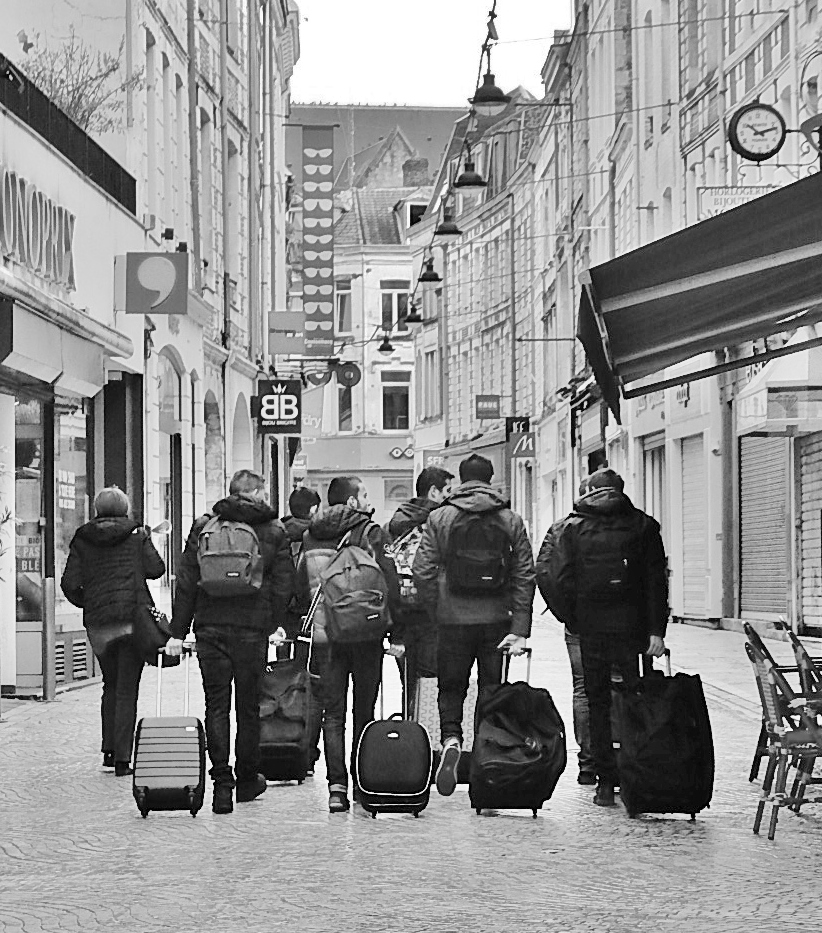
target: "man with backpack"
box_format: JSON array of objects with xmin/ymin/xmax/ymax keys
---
[
  {"xmin": 281, "ymin": 486, "xmax": 321, "ymax": 564},
  {"xmin": 386, "ymin": 466, "xmax": 454, "ymax": 712},
  {"xmin": 536, "ymin": 479, "xmax": 597, "ymax": 786},
  {"xmin": 547, "ymin": 468, "xmax": 668, "ymax": 808},
  {"xmin": 165, "ymin": 470, "xmax": 294, "ymax": 815},
  {"xmin": 295, "ymin": 475, "xmax": 402, "ymax": 813},
  {"xmin": 412, "ymin": 454, "xmax": 536, "ymax": 797}
]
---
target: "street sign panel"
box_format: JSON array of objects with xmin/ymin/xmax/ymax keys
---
[
  {"xmin": 476, "ymin": 394, "xmax": 501, "ymax": 420},
  {"xmin": 253, "ymin": 380, "xmax": 302, "ymax": 434},
  {"xmin": 506, "ymin": 416, "xmax": 530, "ymax": 437},
  {"xmin": 509, "ymin": 432, "xmax": 535, "ymax": 459}
]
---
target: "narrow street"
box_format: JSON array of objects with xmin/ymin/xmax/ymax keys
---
[{"xmin": 1, "ymin": 621, "xmax": 817, "ymax": 933}]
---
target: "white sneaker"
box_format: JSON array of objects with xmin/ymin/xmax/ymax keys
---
[{"xmin": 435, "ymin": 738, "xmax": 461, "ymax": 797}]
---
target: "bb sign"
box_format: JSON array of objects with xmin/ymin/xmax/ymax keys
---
[{"xmin": 254, "ymin": 380, "xmax": 302, "ymax": 434}]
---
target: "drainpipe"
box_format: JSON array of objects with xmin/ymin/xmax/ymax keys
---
[
  {"xmin": 219, "ymin": 0, "xmax": 231, "ymax": 489},
  {"xmin": 440, "ymin": 243, "xmax": 450, "ymax": 450},
  {"xmin": 509, "ymin": 191, "xmax": 517, "ymax": 416},
  {"xmin": 248, "ymin": 0, "xmax": 261, "ymax": 364},
  {"xmin": 186, "ymin": 0, "xmax": 202, "ymax": 291}
]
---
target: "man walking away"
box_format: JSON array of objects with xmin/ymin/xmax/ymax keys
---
[
  {"xmin": 549, "ymin": 468, "xmax": 668, "ymax": 807},
  {"xmin": 387, "ymin": 466, "xmax": 453, "ymax": 711},
  {"xmin": 166, "ymin": 470, "xmax": 294, "ymax": 814},
  {"xmin": 412, "ymin": 454, "xmax": 536, "ymax": 797},
  {"xmin": 282, "ymin": 486, "xmax": 321, "ymax": 564},
  {"xmin": 536, "ymin": 480, "xmax": 597, "ymax": 786},
  {"xmin": 295, "ymin": 475, "xmax": 403, "ymax": 813}
]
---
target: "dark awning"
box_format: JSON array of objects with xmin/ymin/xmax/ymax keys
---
[{"xmin": 577, "ymin": 171, "xmax": 822, "ymax": 422}]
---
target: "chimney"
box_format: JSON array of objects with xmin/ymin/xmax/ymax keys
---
[{"xmin": 402, "ymin": 158, "xmax": 429, "ymax": 187}]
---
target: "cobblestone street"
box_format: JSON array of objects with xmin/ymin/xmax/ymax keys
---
[{"xmin": 1, "ymin": 621, "xmax": 819, "ymax": 933}]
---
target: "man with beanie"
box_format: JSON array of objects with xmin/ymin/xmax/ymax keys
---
[
  {"xmin": 549, "ymin": 468, "xmax": 668, "ymax": 808},
  {"xmin": 536, "ymin": 478, "xmax": 597, "ymax": 786},
  {"xmin": 412, "ymin": 454, "xmax": 536, "ymax": 797},
  {"xmin": 281, "ymin": 486, "xmax": 321, "ymax": 563},
  {"xmin": 166, "ymin": 470, "xmax": 294, "ymax": 814}
]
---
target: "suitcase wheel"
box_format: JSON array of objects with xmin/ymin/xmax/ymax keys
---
[
  {"xmin": 532, "ymin": 810, "xmax": 538, "ymax": 819},
  {"xmin": 371, "ymin": 813, "xmax": 377, "ymax": 820},
  {"xmin": 413, "ymin": 812, "xmax": 419, "ymax": 818},
  {"xmin": 298, "ymin": 779, "xmax": 304, "ymax": 785},
  {"xmin": 475, "ymin": 808, "xmax": 481, "ymax": 815},
  {"xmin": 140, "ymin": 809, "xmax": 149, "ymax": 819}
]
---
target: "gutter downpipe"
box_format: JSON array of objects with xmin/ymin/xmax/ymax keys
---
[
  {"xmin": 219, "ymin": 0, "xmax": 232, "ymax": 490},
  {"xmin": 186, "ymin": 0, "xmax": 202, "ymax": 291}
]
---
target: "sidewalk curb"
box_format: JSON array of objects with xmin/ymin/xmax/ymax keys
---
[{"xmin": 0, "ymin": 676, "xmax": 102, "ymax": 722}]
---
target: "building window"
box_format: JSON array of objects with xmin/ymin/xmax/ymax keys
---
[
  {"xmin": 338, "ymin": 385, "xmax": 352, "ymax": 432},
  {"xmin": 384, "ymin": 478, "xmax": 413, "ymax": 504},
  {"xmin": 408, "ymin": 203, "xmax": 427, "ymax": 226},
  {"xmin": 336, "ymin": 284, "xmax": 352, "ymax": 334},
  {"xmin": 380, "ymin": 280, "xmax": 410, "ymax": 334},
  {"xmin": 381, "ymin": 370, "xmax": 410, "ymax": 430}
]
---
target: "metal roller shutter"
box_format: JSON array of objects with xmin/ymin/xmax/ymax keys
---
[
  {"xmin": 799, "ymin": 433, "xmax": 822, "ymax": 628},
  {"xmin": 681, "ymin": 435, "xmax": 707, "ymax": 617},
  {"xmin": 740, "ymin": 436, "xmax": 788, "ymax": 616}
]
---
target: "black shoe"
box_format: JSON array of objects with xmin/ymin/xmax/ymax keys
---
[
  {"xmin": 102, "ymin": 752, "xmax": 115, "ymax": 769},
  {"xmin": 435, "ymin": 739, "xmax": 461, "ymax": 797},
  {"xmin": 577, "ymin": 771, "xmax": 597, "ymax": 786},
  {"xmin": 114, "ymin": 762, "xmax": 133, "ymax": 777},
  {"xmin": 236, "ymin": 774, "xmax": 267, "ymax": 803},
  {"xmin": 593, "ymin": 782, "xmax": 616, "ymax": 807},
  {"xmin": 329, "ymin": 791, "xmax": 350, "ymax": 813},
  {"xmin": 212, "ymin": 784, "xmax": 234, "ymax": 814}
]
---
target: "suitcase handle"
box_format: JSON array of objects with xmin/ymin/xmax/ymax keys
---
[
  {"xmin": 156, "ymin": 644, "xmax": 195, "ymax": 717},
  {"xmin": 501, "ymin": 646, "xmax": 532, "ymax": 684},
  {"xmin": 380, "ymin": 649, "xmax": 408, "ymax": 720},
  {"xmin": 641, "ymin": 647, "xmax": 672, "ymax": 678}
]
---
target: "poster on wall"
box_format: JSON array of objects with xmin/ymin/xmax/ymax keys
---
[{"xmin": 302, "ymin": 126, "xmax": 335, "ymax": 357}]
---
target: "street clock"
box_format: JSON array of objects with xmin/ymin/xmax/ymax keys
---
[{"xmin": 727, "ymin": 102, "xmax": 787, "ymax": 162}]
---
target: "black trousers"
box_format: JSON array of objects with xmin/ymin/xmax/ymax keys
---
[
  {"xmin": 437, "ymin": 621, "xmax": 509, "ymax": 746},
  {"xmin": 196, "ymin": 628, "xmax": 267, "ymax": 787},
  {"xmin": 579, "ymin": 633, "xmax": 641, "ymax": 785},
  {"xmin": 98, "ymin": 636, "xmax": 145, "ymax": 763}
]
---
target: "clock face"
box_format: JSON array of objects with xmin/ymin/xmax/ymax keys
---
[{"xmin": 729, "ymin": 103, "xmax": 787, "ymax": 162}]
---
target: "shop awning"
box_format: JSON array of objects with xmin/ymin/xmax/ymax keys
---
[{"xmin": 577, "ymin": 171, "xmax": 822, "ymax": 422}]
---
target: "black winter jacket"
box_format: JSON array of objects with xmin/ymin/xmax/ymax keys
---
[
  {"xmin": 295, "ymin": 505, "xmax": 403, "ymax": 641},
  {"xmin": 170, "ymin": 495, "xmax": 294, "ymax": 639},
  {"xmin": 549, "ymin": 488, "xmax": 669, "ymax": 642},
  {"xmin": 387, "ymin": 497, "xmax": 439, "ymax": 541},
  {"xmin": 61, "ymin": 517, "xmax": 166, "ymax": 631}
]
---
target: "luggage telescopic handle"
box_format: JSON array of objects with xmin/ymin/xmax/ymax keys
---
[
  {"xmin": 501, "ymin": 645, "xmax": 532, "ymax": 685},
  {"xmin": 155, "ymin": 644, "xmax": 195, "ymax": 717},
  {"xmin": 380, "ymin": 649, "xmax": 409, "ymax": 720}
]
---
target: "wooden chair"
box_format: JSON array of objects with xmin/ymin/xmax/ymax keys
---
[{"xmin": 744, "ymin": 640, "xmax": 822, "ymax": 839}]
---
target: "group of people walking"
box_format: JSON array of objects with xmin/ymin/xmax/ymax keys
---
[{"xmin": 61, "ymin": 451, "xmax": 670, "ymax": 816}]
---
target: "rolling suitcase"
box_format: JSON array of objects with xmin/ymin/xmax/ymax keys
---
[
  {"xmin": 356, "ymin": 655, "xmax": 433, "ymax": 818},
  {"xmin": 612, "ymin": 649, "xmax": 714, "ymax": 819},
  {"xmin": 469, "ymin": 649, "xmax": 567, "ymax": 818},
  {"xmin": 133, "ymin": 646, "xmax": 206, "ymax": 818},
  {"xmin": 259, "ymin": 635, "xmax": 313, "ymax": 783},
  {"xmin": 414, "ymin": 674, "xmax": 477, "ymax": 784}
]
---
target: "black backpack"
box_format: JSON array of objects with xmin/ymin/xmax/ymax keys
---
[
  {"xmin": 446, "ymin": 508, "xmax": 512, "ymax": 596},
  {"xmin": 575, "ymin": 512, "xmax": 644, "ymax": 603}
]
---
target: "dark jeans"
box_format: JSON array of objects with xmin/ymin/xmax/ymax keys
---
[
  {"xmin": 396, "ymin": 614, "xmax": 438, "ymax": 716},
  {"xmin": 318, "ymin": 640, "xmax": 383, "ymax": 792},
  {"xmin": 437, "ymin": 621, "xmax": 509, "ymax": 746},
  {"xmin": 196, "ymin": 628, "xmax": 267, "ymax": 787},
  {"xmin": 579, "ymin": 633, "xmax": 641, "ymax": 785},
  {"xmin": 98, "ymin": 636, "xmax": 145, "ymax": 763},
  {"xmin": 564, "ymin": 630, "xmax": 595, "ymax": 775}
]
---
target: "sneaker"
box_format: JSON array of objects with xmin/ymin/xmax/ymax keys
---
[
  {"xmin": 328, "ymin": 791, "xmax": 350, "ymax": 813},
  {"xmin": 213, "ymin": 784, "xmax": 234, "ymax": 814},
  {"xmin": 435, "ymin": 738, "xmax": 461, "ymax": 797},
  {"xmin": 577, "ymin": 771, "xmax": 597, "ymax": 786},
  {"xmin": 102, "ymin": 752, "xmax": 115, "ymax": 769},
  {"xmin": 236, "ymin": 774, "xmax": 267, "ymax": 803},
  {"xmin": 593, "ymin": 782, "xmax": 616, "ymax": 807},
  {"xmin": 114, "ymin": 761, "xmax": 133, "ymax": 777}
]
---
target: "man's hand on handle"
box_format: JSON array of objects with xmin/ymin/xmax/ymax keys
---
[
  {"xmin": 645, "ymin": 635, "xmax": 666, "ymax": 658},
  {"xmin": 497, "ymin": 634, "xmax": 527, "ymax": 656},
  {"xmin": 386, "ymin": 642, "xmax": 405, "ymax": 659},
  {"xmin": 164, "ymin": 637, "xmax": 184, "ymax": 657}
]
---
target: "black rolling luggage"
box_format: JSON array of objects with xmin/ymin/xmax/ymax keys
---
[
  {"xmin": 259, "ymin": 635, "xmax": 313, "ymax": 783},
  {"xmin": 133, "ymin": 646, "xmax": 206, "ymax": 818},
  {"xmin": 612, "ymin": 649, "xmax": 714, "ymax": 818},
  {"xmin": 469, "ymin": 649, "xmax": 567, "ymax": 818},
  {"xmin": 356, "ymin": 656, "xmax": 433, "ymax": 818}
]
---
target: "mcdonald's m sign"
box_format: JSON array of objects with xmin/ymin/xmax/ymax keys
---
[
  {"xmin": 252, "ymin": 380, "xmax": 302, "ymax": 434},
  {"xmin": 509, "ymin": 432, "xmax": 535, "ymax": 460}
]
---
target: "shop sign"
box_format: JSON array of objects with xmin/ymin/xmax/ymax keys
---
[
  {"xmin": 301, "ymin": 126, "xmax": 335, "ymax": 356},
  {"xmin": 423, "ymin": 448, "xmax": 447, "ymax": 468},
  {"xmin": 16, "ymin": 531, "xmax": 41, "ymax": 574},
  {"xmin": 476, "ymin": 394, "xmax": 501, "ymax": 420},
  {"xmin": 0, "ymin": 161, "xmax": 76, "ymax": 289},
  {"xmin": 57, "ymin": 469, "xmax": 76, "ymax": 510},
  {"xmin": 253, "ymin": 379, "xmax": 302, "ymax": 434},
  {"xmin": 506, "ymin": 416, "xmax": 530, "ymax": 437},
  {"xmin": 120, "ymin": 252, "xmax": 189, "ymax": 315},
  {"xmin": 509, "ymin": 432, "xmax": 535, "ymax": 459},
  {"xmin": 697, "ymin": 186, "xmax": 776, "ymax": 220}
]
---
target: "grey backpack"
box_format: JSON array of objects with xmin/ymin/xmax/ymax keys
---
[{"xmin": 197, "ymin": 516, "xmax": 264, "ymax": 597}]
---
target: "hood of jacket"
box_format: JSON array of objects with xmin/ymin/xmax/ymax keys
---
[
  {"xmin": 281, "ymin": 514, "xmax": 310, "ymax": 543},
  {"xmin": 388, "ymin": 497, "xmax": 439, "ymax": 538},
  {"xmin": 445, "ymin": 481, "xmax": 509, "ymax": 514},
  {"xmin": 212, "ymin": 495, "xmax": 279, "ymax": 526},
  {"xmin": 75, "ymin": 516, "xmax": 142, "ymax": 547},
  {"xmin": 575, "ymin": 488, "xmax": 635, "ymax": 518},
  {"xmin": 308, "ymin": 504, "xmax": 371, "ymax": 542}
]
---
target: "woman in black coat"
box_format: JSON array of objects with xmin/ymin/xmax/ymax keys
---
[{"xmin": 61, "ymin": 487, "xmax": 165, "ymax": 775}]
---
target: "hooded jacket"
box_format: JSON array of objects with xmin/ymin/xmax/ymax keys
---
[
  {"xmin": 61, "ymin": 517, "xmax": 166, "ymax": 631},
  {"xmin": 412, "ymin": 481, "xmax": 536, "ymax": 637},
  {"xmin": 295, "ymin": 504, "xmax": 402, "ymax": 640},
  {"xmin": 170, "ymin": 495, "xmax": 294, "ymax": 638},
  {"xmin": 387, "ymin": 497, "xmax": 439, "ymax": 541},
  {"xmin": 549, "ymin": 488, "xmax": 669, "ymax": 642},
  {"xmin": 281, "ymin": 514, "xmax": 310, "ymax": 545}
]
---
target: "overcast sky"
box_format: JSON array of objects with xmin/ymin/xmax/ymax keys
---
[{"xmin": 290, "ymin": 0, "xmax": 574, "ymax": 107}]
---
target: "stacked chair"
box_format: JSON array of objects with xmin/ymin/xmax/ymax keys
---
[{"xmin": 743, "ymin": 622, "xmax": 822, "ymax": 839}]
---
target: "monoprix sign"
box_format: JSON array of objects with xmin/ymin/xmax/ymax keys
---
[{"xmin": 253, "ymin": 380, "xmax": 302, "ymax": 434}]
